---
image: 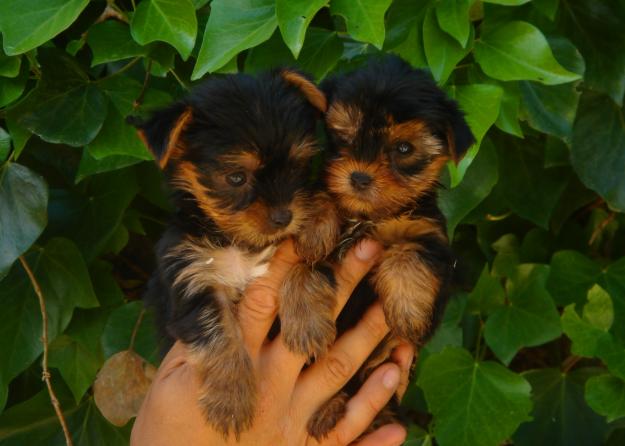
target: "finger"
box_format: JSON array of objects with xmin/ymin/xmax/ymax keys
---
[
  {"xmin": 390, "ymin": 342, "xmax": 415, "ymax": 399},
  {"xmin": 331, "ymin": 239, "xmax": 382, "ymax": 318},
  {"xmin": 294, "ymin": 302, "xmax": 389, "ymax": 414},
  {"xmin": 350, "ymin": 424, "xmax": 406, "ymax": 446},
  {"xmin": 239, "ymin": 239, "xmax": 300, "ymax": 358},
  {"xmin": 268, "ymin": 239, "xmax": 382, "ymax": 374},
  {"xmin": 320, "ymin": 363, "xmax": 402, "ymax": 446}
]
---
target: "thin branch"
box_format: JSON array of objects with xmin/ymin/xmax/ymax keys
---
[
  {"xmin": 96, "ymin": 57, "xmax": 142, "ymax": 83},
  {"xmin": 133, "ymin": 60, "xmax": 153, "ymax": 110},
  {"xmin": 589, "ymin": 211, "xmax": 616, "ymax": 245},
  {"xmin": 169, "ymin": 69, "xmax": 190, "ymax": 91},
  {"xmin": 129, "ymin": 308, "xmax": 146, "ymax": 351},
  {"xmin": 561, "ymin": 355, "xmax": 582, "ymax": 374},
  {"xmin": 19, "ymin": 256, "xmax": 74, "ymax": 446}
]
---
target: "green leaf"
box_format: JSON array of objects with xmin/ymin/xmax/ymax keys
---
[
  {"xmin": 423, "ymin": 8, "xmax": 472, "ymax": 84},
  {"xmin": 475, "ymin": 21, "xmax": 581, "ymax": 85},
  {"xmin": 99, "ymin": 75, "xmax": 173, "ymax": 117},
  {"xmin": 76, "ymin": 150, "xmax": 143, "ymax": 184},
  {"xmin": 0, "ymin": 127, "xmax": 9, "ymax": 161},
  {"xmin": 514, "ymin": 368, "xmax": 609, "ymax": 446},
  {"xmin": 49, "ymin": 335, "xmax": 101, "ymax": 403},
  {"xmin": 0, "ymin": 237, "xmax": 98, "ymax": 410},
  {"xmin": 276, "ymin": 0, "xmax": 327, "ymax": 58},
  {"xmin": 87, "ymin": 20, "xmax": 146, "ymax": 66},
  {"xmin": 86, "ymin": 107, "xmax": 152, "ymax": 160},
  {"xmin": 0, "ymin": 163, "xmax": 48, "ymax": 279},
  {"xmin": 0, "ymin": 50, "xmax": 20, "ymax": 78},
  {"xmin": 383, "ymin": 0, "xmax": 430, "ymax": 68},
  {"xmin": 495, "ymin": 82, "xmax": 523, "ymax": 137},
  {"xmin": 330, "ymin": 0, "xmax": 392, "ymax": 49},
  {"xmin": 0, "ymin": 64, "xmax": 28, "ymax": 107},
  {"xmin": 446, "ymin": 84, "xmax": 502, "ymax": 185},
  {"xmin": 532, "ymin": 0, "xmax": 559, "ymax": 20},
  {"xmin": 483, "ymin": 0, "xmax": 530, "ymax": 4},
  {"xmin": 585, "ymin": 374, "xmax": 625, "ymax": 422},
  {"xmin": 484, "ymin": 264, "xmax": 562, "ymax": 364},
  {"xmin": 192, "ymin": 0, "xmax": 277, "ymax": 79},
  {"xmin": 47, "ymin": 170, "xmax": 139, "ymax": 262},
  {"xmin": 547, "ymin": 250, "xmax": 602, "ymax": 306},
  {"xmin": 418, "ymin": 347, "xmax": 532, "ymax": 446},
  {"xmin": 560, "ymin": 0, "xmax": 625, "ymax": 105},
  {"xmin": 130, "ymin": 0, "xmax": 197, "ymax": 60},
  {"xmin": 102, "ymin": 302, "xmax": 159, "ymax": 364},
  {"xmin": 466, "ymin": 264, "xmax": 505, "ymax": 315},
  {"xmin": 496, "ymin": 137, "xmax": 570, "ymax": 228},
  {"xmin": 423, "ymin": 294, "xmax": 466, "ymax": 354},
  {"xmin": 439, "ymin": 138, "xmax": 498, "ymax": 236},
  {"xmin": 570, "ymin": 92, "xmax": 625, "ymax": 212},
  {"xmin": 584, "ymin": 285, "xmax": 614, "ymax": 332},
  {"xmin": 0, "ymin": 0, "xmax": 89, "ymax": 55},
  {"xmin": 435, "ymin": 0, "xmax": 472, "ymax": 47},
  {"xmin": 520, "ymin": 37, "xmax": 584, "ymax": 140}
]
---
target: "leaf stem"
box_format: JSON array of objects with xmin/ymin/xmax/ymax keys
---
[
  {"xmin": 19, "ymin": 256, "xmax": 74, "ymax": 446},
  {"xmin": 561, "ymin": 355, "xmax": 582, "ymax": 374},
  {"xmin": 129, "ymin": 308, "xmax": 146, "ymax": 351},
  {"xmin": 133, "ymin": 60, "xmax": 153, "ymax": 110},
  {"xmin": 474, "ymin": 320, "xmax": 485, "ymax": 360},
  {"xmin": 169, "ymin": 69, "xmax": 190, "ymax": 91},
  {"xmin": 97, "ymin": 57, "xmax": 142, "ymax": 83}
]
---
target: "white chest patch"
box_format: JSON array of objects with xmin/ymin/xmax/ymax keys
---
[{"xmin": 170, "ymin": 239, "xmax": 276, "ymax": 301}]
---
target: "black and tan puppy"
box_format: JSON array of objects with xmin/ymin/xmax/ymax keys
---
[
  {"xmin": 306, "ymin": 56, "xmax": 475, "ymax": 438},
  {"xmin": 134, "ymin": 69, "xmax": 332, "ymax": 437}
]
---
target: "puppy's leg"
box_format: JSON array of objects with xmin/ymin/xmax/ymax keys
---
[
  {"xmin": 307, "ymin": 391, "xmax": 349, "ymax": 440},
  {"xmin": 295, "ymin": 192, "xmax": 341, "ymax": 263},
  {"xmin": 279, "ymin": 263, "xmax": 337, "ymax": 358},
  {"xmin": 371, "ymin": 235, "xmax": 451, "ymax": 347},
  {"xmin": 169, "ymin": 293, "xmax": 255, "ymax": 439}
]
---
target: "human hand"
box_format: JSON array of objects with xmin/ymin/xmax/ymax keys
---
[{"xmin": 131, "ymin": 239, "xmax": 414, "ymax": 446}]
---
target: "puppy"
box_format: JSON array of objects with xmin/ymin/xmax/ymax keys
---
[
  {"xmin": 306, "ymin": 56, "xmax": 475, "ymax": 438},
  {"xmin": 133, "ymin": 69, "xmax": 329, "ymax": 437}
]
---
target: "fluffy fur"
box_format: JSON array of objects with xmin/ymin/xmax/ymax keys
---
[
  {"xmin": 135, "ymin": 68, "xmax": 329, "ymax": 438},
  {"xmin": 306, "ymin": 56, "xmax": 475, "ymax": 439}
]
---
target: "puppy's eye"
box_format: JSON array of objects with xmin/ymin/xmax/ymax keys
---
[
  {"xmin": 396, "ymin": 142, "xmax": 414, "ymax": 155},
  {"xmin": 226, "ymin": 172, "xmax": 247, "ymax": 187}
]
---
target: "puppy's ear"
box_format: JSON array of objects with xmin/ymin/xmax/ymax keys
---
[
  {"xmin": 280, "ymin": 69, "xmax": 327, "ymax": 113},
  {"xmin": 128, "ymin": 103, "xmax": 192, "ymax": 169},
  {"xmin": 446, "ymin": 106, "xmax": 475, "ymax": 164}
]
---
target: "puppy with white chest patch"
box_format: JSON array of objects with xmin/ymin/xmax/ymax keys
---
[{"xmin": 132, "ymin": 68, "xmax": 330, "ymax": 438}]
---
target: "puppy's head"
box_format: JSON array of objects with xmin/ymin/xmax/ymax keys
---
[
  {"xmin": 322, "ymin": 56, "xmax": 474, "ymax": 220},
  {"xmin": 134, "ymin": 69, "xmax": 326, "ymax": 248}
]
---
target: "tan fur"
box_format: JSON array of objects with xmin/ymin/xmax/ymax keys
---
[
  {"xmin": 372, "ymin": 244, "xmax": 440, "ymax": 345},
  {"xmin": 388, "ymin": 119, "xmax": 444, "ymax": 158},
  {"xmin": 137, "ymin": 108, "xmax": 193, "ymax": 168},
  {"xmin": 218, "ymin": 150, "xmax": 261, "ymax": 172},
  {"xmin": 295, "ymin": 192, "xmax": 341, "ymax": 263},
  {"xmin": 289, "ymin": 137, "xmax": 320, "ymax": 162},
  {"xmin": 279, "ymin": 263, "xmax": 337, "ymax": 358},
  {"xmin": 281, "ymin": 69, "xmax": 327, "ymax": 113},
  {"xmin": 307, "ymin": 391, "xmax": 349, "ymax": 440},
  {"xmin": 326, "ymin": 102, "xmax": 362, "ymax": 144},
  {"xmin": 373, "ymin": 215, "xmax": 446, "ymax": 246}
]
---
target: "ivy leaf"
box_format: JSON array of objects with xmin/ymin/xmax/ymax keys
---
[
  {"xmin": 495, "ymin": 82, "xmax": 523, "ymax": 137},
  {"xmin": 75, "ymin": 150, "xmax": 143, "ymax": 184},
  {"xmin": 276, "ymin": 0, "xmax": 327, "ymax": 58},
  {"xmin": 384, "ymin": 0, "xmax": 431, "ymax": 68},
  {"xmin": 330, "ymin": 0, "xmax": 392, "ymax": 49},
  {"xmin": 0, "ymin": 163, "xmax": 48, "ymax": 279},
  {"xmin": 48, "ymin": 335, "xmax": 101, "ymax": 403},
  {"xmin": 0, "ymin": 0, "xmax": 89, "ymax": 55},
  {"xmin": 86, "ymin": 107, "xmax": 152, "ymax": 161},
  {"xmin": 87, "ymin": 20, "xmax": 146, "ymax": 66},
  {"xmin": 514, "ymin": 368, "xmax": 609, "ymax": 446},
  {"xmin": 496, "ymin": 137, "xmax": 570, "ymax": 228},
  {"xmin": 560, "ymin": 0, "xmax": 625, "ymax": 105},
  {"xmin": 192, "ymin": 0, "xmax": 277, "ymax": 79},
  {"xmin": 423, "ymin": 294, "xmax": 466, "ymax": 354},
  {"xmin": 484, "ymin": 265, "xmax": 562, "ymax": 365},
  {"xmin": 435, "ymin": 0, "xmax": 472, "ymax": 47},
  {"xmin": 0, "ymin": 237, "xmax": 98, "ymax": 410},
  {"xmin": 102, "ymin": 302, "xmax": 159, "ymax": 364},
  {"xmin": 570, "ymin": 92, "xmax": 625, "ymax": 212},
  {"xmin": 423, "ymin": 8, "xmax": 472, "ymax": 85},
  {"xmin": 0, "ymin": 67, "xmax": 28, "ymax": 108},
  {"xmin": 439, "ymin": 139, "xmax": 498, "ymax": 236},
  {"xmin": 475, "ymin": 21, "xmax": 581, "ymax": 85},
  {"xmin": 483, "ymin": 0, "xmax": 530, "ymax": 4},
  {"xmin": 0, "ymin": 50, "xmax": 20, "ymax": 78},
  {"xmin": 547, "ymin": 250, "xmax": 601, "ymax": 306},
  {"xmin": 491, "ymin": 234, "xmax": 521, "ymax": 279},
  {"xmin": 446, "ymin": 84, "xmax": 502, "ymax": 185},
  {"xmin": 585, "ymin": 374, "xmax": 625, "ymax": 422},
  {"xmin": 130, "ymin": 0, "xmax": 197, "ymax": 60},
  {"xmin": 466, "ymin": 264, "xmax": 505, "ymax": 315},
  {"xmin": 418, "ymin": 347, "xmax": 532, "ymax": 446},
  {"xmin": 0, "ymin": 127, "xmax": 9, "ymax": 161}
]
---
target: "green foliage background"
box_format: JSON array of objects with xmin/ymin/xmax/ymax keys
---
[{"xmin": 1, "ymin": 0, "xmax": 625, "ymax": 444}]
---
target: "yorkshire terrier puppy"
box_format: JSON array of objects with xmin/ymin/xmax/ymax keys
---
[
  {"xmin": 133, "ymin": 69, "xmax": 330, "ymax": 437},
  {"xmin": 306, "ymin": 56, "xmax": 475, "ymax": 438}
]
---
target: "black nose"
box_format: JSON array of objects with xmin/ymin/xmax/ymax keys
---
[
  {"xmin": 269, "ymin": 208, "xmax": 292, "ymax": 228},
  {"xmin": 350, "ymin": 171, "xmax": 373, "ymax": 190}
]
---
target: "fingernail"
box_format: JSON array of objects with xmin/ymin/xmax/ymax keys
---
[
  {"xmin": 382, "ymin": 367, "xmax": 400, "ymax": 389},
  {"xmin": 355, "ymin": 239, "xmax": 381, "ymax": 261}
]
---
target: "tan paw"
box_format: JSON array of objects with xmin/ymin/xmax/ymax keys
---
[{"xmin": 307, "ymin": 392, "xmax": 349, "ymax": 440}]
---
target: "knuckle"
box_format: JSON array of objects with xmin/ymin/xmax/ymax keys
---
[
  {"xmin": 335, "ymin": 267, "xmax": 358, "ymax": 289},
  {"xmin": 241, "ymin": 284, "xmax": 278, "ymax": 321},
  {"xmin": 324, "ymin": 352, "xmax": 354, "ymax": 386},
  {"xmin": 361, "ymin": 309, "xmax": 389, "ymax": 341}
]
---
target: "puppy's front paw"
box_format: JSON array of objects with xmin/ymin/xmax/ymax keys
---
[
  {"xmin": 296, "ymin": 193, "xmax": 340, "ymax": 263},
  {"xmin": 196, "ymin": 350, "xmax": 256, "ymax": 438},
  {"xmin": 280, "ymin": 263, "xmax": 337, "ymax": 358},
  {"xmin": 307, "ymin": 391, "xmax": 349, "ymax": 440}
]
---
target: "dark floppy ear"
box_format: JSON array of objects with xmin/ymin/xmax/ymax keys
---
[
  {"xmin": 128, "ymin": 102, "xmax": 192, "ymax": 169},
  {"xmin": 280, "ymin": 68, "xmax": 327, "ymax": 113},
  {"xmin": 446, "ymin": 106, "xmax": 475, "ymax": 164}
]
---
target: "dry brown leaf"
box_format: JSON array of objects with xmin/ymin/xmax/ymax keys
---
[{"xmin": 93, "ymin": 350, "xmax": 157, "ymax": 426}]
